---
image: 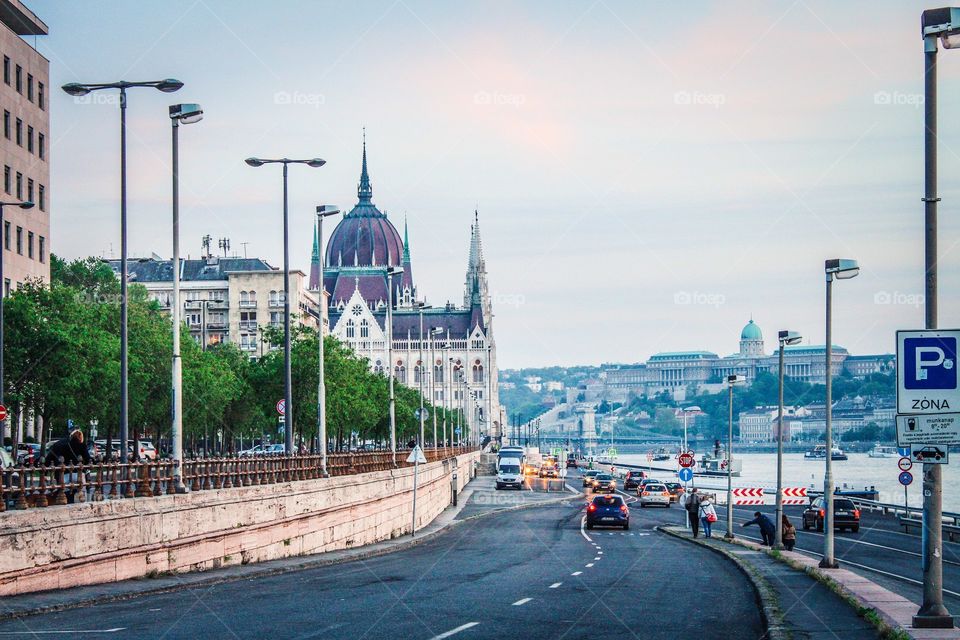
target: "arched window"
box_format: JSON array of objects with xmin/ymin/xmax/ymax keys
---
[
  {"xmin": 360, "ymin": 319, "xmax": 369, "ymax": 338},
  {"xmin": 374, "ymin": 360, "xmax": 384, "ymax": 375},
  {"xmin": 434, "ymin": 362, "xmax": 444, "ymax": 383},
  {"xmin": 414, "ymin": 365, "xmax": 421, "ymax": 384},
  {"xmin": 395, "ymin": 364, "xmax": 406, "ymax": 383},
  {"xmin": 473, "ymin": 363, "xmax": 484, "ymax": 383},
  {"xmin": 345, "ymin": 319, "xmax": 355, "ymax": 338}
]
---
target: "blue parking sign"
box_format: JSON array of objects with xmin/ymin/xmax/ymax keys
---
[{"xmin": 904, "ymin": 337, "xmax": 957, "ymax": 390}]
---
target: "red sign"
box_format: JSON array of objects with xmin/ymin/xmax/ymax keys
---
[
  {"xmin": 898, "ymin": 457, "xmax": 913, "ymax": 472},
  {"xmin": 0, "ymin": 404, "xmax": 6, "ymax": 421},
  {"xmin": 276, "ymin": 399, "xmax": 285, "ymax": 416},
  {"xmin": 678, "ymin": 452, "xmax": 695, "ymax": 468}
]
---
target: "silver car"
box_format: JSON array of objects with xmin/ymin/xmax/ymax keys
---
[{"xmin": 639, "ymin": 483, "xmax": 671, "ymax": 508}]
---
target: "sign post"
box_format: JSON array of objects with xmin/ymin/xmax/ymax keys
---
[{"xmin": 407, "ymin": 445, "xmax": 427, "ymax": 537}]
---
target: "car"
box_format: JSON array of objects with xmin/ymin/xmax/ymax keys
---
[
  {"xmin": 586, "ymin": 494, "xmax": 629, "ymax": 530},
  {"xmin": 639, "ymin": 482, "xmax": 672, "ymax": 508},
  {"xmin": 591, "ymin": 473, "xmax": 616, "ymax": 493},
  {"xmin": 802, "ymin": 497, "xmax": 860, "ymax": 532},
  {"xmin": 664, "ymin": 482, "xmax": 685, "ymax": 503},
  {"xmin": 133, "ymin": 440, "xmax": 157, "ymax": 461},
  {"xmin": 566, "ymin": 455, "xmax": 578, "ymax": 468},
  {"xmin": 538, "ymin": 463, "xmax": 559, "ymax": 478},
  {"xmin": 581, "ymin": 470, "xmax": 601, "ymax": 487},
  {"xmin": 239, "ymin": 445, "xmax": 267, "ymax": 457},
  {"xmin": 496, "ymin": 460, "xmax": 523, "ymax": 490},
  {"xmin": 912, "ymin": 446, "xmax": 946, "ymax": 462},
  {"xmin": 623, "ymin": 470, "xmax": 646, "ymax": 490},
  {"xmin": 14, "ymin": 443, "xmax": 40, "ymax": 465},
  {"xmin": 636, "ymin": 478, "xmax": 664, "ymax": 493}
]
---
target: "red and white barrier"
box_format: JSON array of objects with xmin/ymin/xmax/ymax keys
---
[
  {"xmin": 732, "ymin": 487, "xmax": 766, "ymax": 505},
  {"xmin": 780, "ymin": 486, "xmax": 808, "ymax": 505}
]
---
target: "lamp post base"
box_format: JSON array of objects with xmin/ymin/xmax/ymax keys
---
[
  {"xmin": 912, "ymin": 613, "xmax": 954, "ymax": 629},
  {"xmin": 772, "ymin": 542, "xmax": 784, "ymax": 551},
  {"xmin": 724, "ymin": 532, "xmax": 735, "ymax": 540},
  {"xmin": 818, "ymin": 558, "xmax": 839, "ymax": 569}
]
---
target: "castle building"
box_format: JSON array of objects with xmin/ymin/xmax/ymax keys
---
[{"xmin": 316, "ymin": 138, "xmax": 501, "ymax": 440}]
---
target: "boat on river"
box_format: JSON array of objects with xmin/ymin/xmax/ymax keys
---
[
  {"xmin": 697, "ymin": 454, "xmax": 742, "ymax": 477},
  {"xmin": 867, "ymin": 443, "xmax": 899, "ymax": 459},
  {"xmin": 804, "ymin": 444, "xmax": 848, "ymax": 461}
]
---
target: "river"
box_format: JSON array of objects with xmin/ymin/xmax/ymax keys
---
[{"xmin": 614, "ymin": 452, "xmax": 960, "ymax": 514}]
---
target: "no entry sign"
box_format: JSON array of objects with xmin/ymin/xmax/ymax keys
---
[{"xmin": 0, "ymin": 404, "xmax": 7, "ymax": 421}]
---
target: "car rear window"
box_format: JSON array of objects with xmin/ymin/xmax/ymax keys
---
[
  {"xmin": 593, "ymin": 496, "xmax": 622, "ymax": 506},
  {"xmin": 646, "ymin": 484, "xmax": 666, "ymax": 491},
  {"xmin": 834, "ymin": 499, "xmax": 856, "ymax": 510}
]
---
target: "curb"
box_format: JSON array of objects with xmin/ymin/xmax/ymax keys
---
[
  {"xmin": 0, "ymin": 486, "xmax": 583, "ymax": 621},
  {"xmin": 658, "ymin": 526, "xmax": 788, "ymax": 640}
]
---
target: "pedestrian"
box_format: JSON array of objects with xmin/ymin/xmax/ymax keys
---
[
  {"xmin": 781, "ymin": 514, "xmax": 797, "ymax": 551},
  {"xmin": 44, "ymin": 429, "xmax": 92, "ymax": 466},
  {"xmin": 686, "ymin": 487, "xmax": 702, "ymax": 537},
  {"xmin": 742, "ymin": 511, "xmax": 777, "ymax": 546},
  {"xmin": 699, "ymin": 496, "xmax": 718, "ymax": 538}
]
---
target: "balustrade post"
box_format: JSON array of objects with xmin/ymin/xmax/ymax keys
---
[
  {"xmin": 75, "ymin": 464, "xmax": 87, "ymax": 503},
  {"xmin": 94, "ymin": 465, "xmax": 105, "ymax": 501},
  {"xmin": 14, "ymin": 467, "xmax": 27, "ymax": 509},
  {"xmin": 123, "ymin": 459, "xmax": 136, "ymax": 499},
  {"xmin": 35, "ymin": 465, "xmax": 49, "ymax": 508},
  {"xmin": 223, "ymin": 457, "xmax": 234, "ymax": 489},
  {"xmin": 52, "ymin": 460, "xmax": 68, "ymax": 506}
]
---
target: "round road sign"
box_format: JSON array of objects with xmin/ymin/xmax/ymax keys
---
[
  {"xmin": 678, "ymin": 467, "xmax": 694, "ymax": 483},
  {"xmin": 0, "ymin": 404, "xmax": 7, "ymax": 421},
  {"xmin": 899, "ymin": 470, "xmax": 913, "ymax": 486},
  {"xmin": 276, "ymin": 399, "xmax": 285, "ymax": 416},
  {"xmin": 678, "ymin": 452, "xmax": 695, "ymax": 468},
  {"xmin": 898, "ymin": 457, "xmax": 913, "ymax": 472}
]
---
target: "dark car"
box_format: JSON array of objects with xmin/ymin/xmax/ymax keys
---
[
  {"xmin": 623, "ymin": 470, "xmax": 646, "ymax": 490},
  {"xmin": 586, "ymin": 494, "xmax": 629, "ymax": 530},
  {"xmin": 912, "ymin": 446, "xmax": 946, "ymax": 462},
  {"xmin": 591, "ymin": 473, "xmax": 616, "ymax": 493},
  {"xmin": 582, "ymin": 470, "xmax": 601, "ymax": 487},
  {"xmin": 664, "ymin": 482, "xmax": 685, "ymax": 503},
  {"xmin": 802, "ymin": 497, "xmax": 860, "ymax": 532},
  {"xmin": 566, "ymin": 455, "xmax": 578, "ymax": 468}
]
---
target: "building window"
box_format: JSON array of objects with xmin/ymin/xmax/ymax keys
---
[
  {"xmin": 27, "ymin": 178, "xmax": 33, "ymax": 203},
  {"xmin": 15, "ymin": 173, "xmax": 21, "ymax": 199},
  {"xmin": 414, "ymin": 365, "xmax": 422, "ymax": 384},
  {"xmin": 269, "ymin": 311, "xmax": 281, "ymax": 326},
  {"xmin": 15, "ymin": 226, "xmax": 21, "ymax": 255},
  {"xmin": 239, "ymin": 310, "xmax": 256, "ymax": 329},
  {"xmin": 38, "ymin": 235, "xmax": 44, "ymax": 263},
  {"xmin": 3, "ymin": 221, "xmax": 8, "ymax": 250},
  {"xmin": 37, "ymin": 82, "xmax": 44, "ymax": 110},
  {"xmin": 395, "ymin": 365, "xmax": 406, "ymax": 383},
  {"xmin": 2, "ymin": 57, "xmax": 8, "ymax": 85},
  {"xmin": 2, "ymin": 279, "xmax": 8, "ymax": 297},
  {"xmin": 15, "ymin": 118, "xmax": 21, "ymax": 146},
  {"xmin": 3, "ymin": 111, "xmax": 9, "ymax": 140},
  {"xmin": 473, "ymin": 364, "xmax": 484, "ymax": 383},
  {"xmin": 345, "ymin": 319, "xmax": 355, "ymax": 338},
  {"xmin": 434, "ymin": 364, "xmax": 444, "ymax": 383},
  {"xmin": 38, "ymin": 184, "xmax": 44, "ymax": 211},
  {"xmin": 360, "ymin": 319, "xmax": 369, "ymax": 338},
  {"xmin": 27, "ymin": 231, "xmax": 32, "ymax": 259},
  {"xmin": 26, "ymin": 126, "xmax": 33, "ymax": 153},
  {"xmin": 38, "ymin": 133, "xmax": 44, "ymax": 160},
  {"xmin": 374, "ymin": 360, "xmax": 384, "ymax": 375},
  {"xmin": 3, "ymin": 166, "xmax": 9, "ymax": 194},
  {"xmin": 26, "ymin": 74, "xmax": 32, "ymax": 102},
  {"xmin": 15, "ymin": 65, "xmax": 21, "ymax": 93}
]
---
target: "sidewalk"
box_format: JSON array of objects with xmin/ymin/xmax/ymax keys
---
[
  {"xmin": 661, "ymin": 526, "xmax": 959, "ymax": 640},
  {"xmin": 0, "ymin": 475, "xmax": 580, "ymax": 621}
]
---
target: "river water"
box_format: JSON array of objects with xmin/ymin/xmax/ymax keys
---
[{"xmin": 615, "ymin": 452, "xmax": 960, "ymax": 514}]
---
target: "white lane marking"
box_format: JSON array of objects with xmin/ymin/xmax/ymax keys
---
[
  {"xmin": 549, "ymin": 582, "xmax": 562, "ymax": 589},
  {"xmin": 571, "ymin": 571, "xmax": 583, "ymax": 576},
  {"xmin": 429, "ymin": 622, "xmax": 480, "ymax": 640},
  {"xmin": 597, "ymin": 551, "xmax": 603, "ymax": 555},
  {"xmin": 566, "ymin": 483, "xmax": 579, "ymax": 494},
  {"xmin": 586, "ymin": 563, "xmax": 595, "ymax": 567},
  {"xmin": 580, "ymin": 516, "xmax": 592, "ymax": 543},
  {"xmin": 0, "ymin": 631, "xmax": 126, "ymax": 636},
  {"xmin": 594, "ymin": 557, "xmax": 600, "ymax": 560},
  {"xmin": 513, "ymin": 598, "xmax": 532, "ymax": 606}
]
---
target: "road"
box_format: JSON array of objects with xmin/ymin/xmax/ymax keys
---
[{"xmin": 0, "ymin": 473, "xmax": 763, "ymax": 639}]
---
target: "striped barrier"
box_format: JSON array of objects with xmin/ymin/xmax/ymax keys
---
[
  {"xmin": 732, "ymin": 487, "xmax": 765, "ymax": 505},
  {"xmin": 781, "ymin": 486, "xmax": 808, "ymax": 505}
]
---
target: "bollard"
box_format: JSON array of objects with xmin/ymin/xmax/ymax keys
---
[{"xmin": 14, "ymin": 469, "xmax": 27, "ymax": 510}]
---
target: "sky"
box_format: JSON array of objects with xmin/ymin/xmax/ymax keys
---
[{"xmin": 28, "ymin": 0, "xmax": 960, "ymax": 369}]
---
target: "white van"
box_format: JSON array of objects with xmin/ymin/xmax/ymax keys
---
[{"xmin": 495, "ymin": 459, "xmax": 523, "ymax": 490}]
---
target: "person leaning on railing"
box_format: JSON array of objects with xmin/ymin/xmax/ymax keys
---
[{"xmin": 44, "ymin": 429, "xmax": 92, "ymax": 466}]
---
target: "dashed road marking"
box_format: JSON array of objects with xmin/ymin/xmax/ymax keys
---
[
  {"xmin": 586, "ymin": 563, "xmax": 595, "ymax": 567},
  {"xmin": 429, "ymin": 622, "xmax": 480, "ymax": 639},
  {"xmin": 597, "ymin": 551, "xmax": 603, "ymax": 555},
  {"xmin": 571, "ymin": 571, "xmax": 582, "ymax": 576},
  {"xmin": 594, "ymin": 557, "xmax": 600, "ymax": 560},
  {"xmin": 580, "ymin": 516, "xmax": 593, "ymax": 543},
  {"xmin": 513, "ymin": 598, "xmax": 532, "ymax": 606},
  {"xmin": 549, "ymin": 582, "xmax": 562, "ymax": 589}
]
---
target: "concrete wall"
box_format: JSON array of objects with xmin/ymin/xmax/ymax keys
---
[{"xmin": 0, "ymin": 451, "xmax": 479, "ymax": 596}]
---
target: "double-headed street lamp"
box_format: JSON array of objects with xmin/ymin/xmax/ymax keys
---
[
  {"xmin": 386, "ymin": 266, "xmax": 403, "ymax": 465},
  {"xmin": 915, "ymin": 9, "xmax": 959, "ymax": 628},
  {"xmin": 416, "ymin": 302, "xmax": 432, "ymax": 447},
  {"xmin": 245, "ymin": 157, "xmax": 326, "ymax": 455},
  {"xmin": 62, "ymin": 78, "xmax": 183, "ymax": 462},
  {"xmin": 724, "ymin": 374, "xmax": 746, "ymax": 540},
  {"xmin": 315, "ymin": 205, "xmax": 340, "ymax": 475},
  {"xmin": 430, "ymin": 327, "xmax": 443, "ymax": 447},
  {"xmin": 0, "ymin": 199, "xmax": 32, "ymax": 436},
  {"xmin": 169, "ymin": 103, "xmax": 202, "ymax": 492},
  {"xmin": 821, "ymin": 258, "xmax": 859, "ymax": 568},
  {"xmin": 773, "ymin": 330, "xmax": 802, "ymax": 550}
]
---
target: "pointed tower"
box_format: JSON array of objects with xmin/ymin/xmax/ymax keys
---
[
  {"xmin": 463, "ymin": 210, "xmax": 488, "ymax": 315},
  {"xmin": 358, "ymin": 128, "xmax": 373, "ymax": 204},
  {"xmin": 309, "ymin": 221, "xmax": 321, "ymax": 290},
  {"xmin": 401, "ymin": 216, "xmax": 415, "ymax": 296}
]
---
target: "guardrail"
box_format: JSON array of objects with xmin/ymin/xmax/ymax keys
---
[{"xmin": 0, "ymin": 447, "xmax": 474, "ymax": 511}]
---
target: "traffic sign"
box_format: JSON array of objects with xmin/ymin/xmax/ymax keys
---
[
  {"xmin": 911, "ymin": 444, "xmax": 949, "ymax": 465},
  {"xmin": 0, "ymin": 404, "xmax": 7, "ymax": 421},
  {"xmin": 607, "ymin": 447, "xmax": 617, "ymax": 458},
  {"xmin": 781, "ymin": 487, "xmax": 808, "ymax": 505},
  {"xmin": 897, "ymin": 446, "xmax": 911, "ymax": 458},
  {"xmin": 897, "ymin": 330, "xmax": 960, "ymax": 415},
  {"xmin": 552, "ymin": 448, "xmax": 562, "ymax": 456},
  {"xmin": 678, "ymin": 467, "xmax": 693, "ymax": 482},
  {"xmin": 406, "ymin": 445, "xmax": 427, "ymax": 464},
  {"xmin": 899, "ymin": 470, "xmax": 914, "ymax": 486},
  {"xmin": 678, "ymin": 452, "xmax": 695, "ymax": 468},
  {"xmin": 898, "ymin": 457, "xmax": 913, "ymax": 472},
  {"xmin": 896, "ymin": 413, "xmax": 960, "ymax": 446},
  {"xmin": 276, "ymin": 399, "xmax": 286, "ymax": 416}
]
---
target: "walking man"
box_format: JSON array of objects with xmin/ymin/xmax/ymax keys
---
[{"xmin": 686, "ymin": 487, "xmax": 702, "ymax": 537}]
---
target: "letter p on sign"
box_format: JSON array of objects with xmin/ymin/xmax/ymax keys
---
[{"xmin": 905, "ymin": 337, "xmax": 956, "ymax": 390}]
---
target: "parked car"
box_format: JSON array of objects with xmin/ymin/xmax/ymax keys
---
[
  {"xmin": 623, "ymin": 470, "xmax": 646, "ymax": 490},
  {"xmin": 664, "ymin": 482, "xmax": 685, "ymax": 503},
  {"xmin": 581, "ymin": 470, "xmax": 601, "ymax": 487},
  {"xmin": 133, "ymin": 440, "xmax": 157, "ymax": 461},
  {"xmin": 586, "ymin": 494, "xmax": 629, "ymax": 530},
  {"xmin": 591, "ymin": 473, "xmax": 616, "ymax": 493},
  {"xmin": 238, "ymin": 445, "xmax": 267, "ymax": 457},
  {"xmin": 802, "ymin": 497, "xmax": 860, "ymax": 532},
  {"xmin": 638, "ymin": 482, "xmax": 671, "ymax": 508},
  {"xmin": 15, "ymin": 443, "xmax": 40, "ymax": 465}
]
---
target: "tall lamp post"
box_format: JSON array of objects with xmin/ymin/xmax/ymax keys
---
[
  {"xmin": 681, "ymin": 405, "xmax": 700, "ymax": 454},
  {"xmin": 430, "ymin": 327, "xmax": 443, "ymax": 448},
  {"xmin": 416, "ymin": 302, "xmax": 432, "ymax": 446},
  {"xmin": 245, "ymin": 156, "xmax": 327, "ymax": 454},
  {"xmin": 724, "ymin": 374, "xmax": 746, "ymax": 539},
  {"xmin": 0, "ymin": 199, "xmax": 32, "ymax": 442},
  {"xmin": 63, "ymin": 78, "xmax": 184, "ymax": 463},
  {"xmin": 169, "ymin": 103, "xmax": 202, "ymax": 492},
  {"xmin": 315, "ymin": 205, "xmax": 340, "ymax": 475},
  {"xmin": 773, "ymin": 330, "xmax": 802, "ymax": 549},
  {"xmin": 386, "ymin": 266, "xmax": 403, "ymax": 464},
  {"xmin": 916, "ymin": 9, "xmax": 958, "ymax": 628},
  {"xmin": 821, "ymin": 258, "xmax": 859, "ymax": 567}
]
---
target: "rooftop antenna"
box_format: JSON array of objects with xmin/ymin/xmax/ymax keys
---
[
  {"xmin": 201, "ymin": 234, "xmax": 212, "ymax": 258},
  {"xmin": 218, "ymin": 237, "xmax": 231, "ymax": 257},
  {"xmin": 240, "ymin": 241, "xmax": 249, "ymax": 258}
]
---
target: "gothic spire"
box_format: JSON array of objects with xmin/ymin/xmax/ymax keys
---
[
  {"xmin": 358, "ymin": 128, "xmax": 373, "ymax": 203},
  {"xmin": 402, "ymin": 216, "xmax": 411, "ymax": 264},
  {"xmin": 309, "ymin": 221, "xmax": 321, "ymax": 290}
]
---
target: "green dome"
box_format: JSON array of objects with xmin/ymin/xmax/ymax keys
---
[{"xmin": 741, "ymin": 319, "xmax": 762, "ymax": 341}]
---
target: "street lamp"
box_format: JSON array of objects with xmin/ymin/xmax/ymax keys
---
[
  {"xmin": 416, "ymin": 302, "xmax": 432, "ymax": 447},
  {"xmin": 821, "ymin": 258, "xmax": 859, "ymax": 567},
  {"xmin": 386, "ymin": 266, "xmax": 403, "ymax": 465},
  {"xmin": 63, "ymin": 78, "xmax": 184, "ymax": 464},
  {"xmin": 430, "ymin": 327, "xmax": 443, "ymax": 448},
  {"xmin": 315, "ymin": 204, "xmax": 340, "ymax": 475},
  {"xmin": 169, "ymin": 103, "xmax": 202, "ymax": 492},
  {"xmin": 0, "ymin": 198, "xmax": 31, "ymax": 442},
  {"xmin": 680, "ymin": 405, "xmax": 700, "ymax": 454},
  {"xmin": 914, "ymin": 8, "xmax": 958, "ymax": 628},
  {"xmin": 773, "ymin": 330, "xmax": 802, "ymax": 550},
  {"xmin": 724, "ymin": 374, "xmax": 746, "ymax": 540},
  {"xmin": 245, "ymin": 156, "xmax": 327, "ymax": 454}
]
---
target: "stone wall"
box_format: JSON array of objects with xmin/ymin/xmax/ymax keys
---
[{"xmin": 0, "ymin": 451, "xmax": 479, "ymax": 596}]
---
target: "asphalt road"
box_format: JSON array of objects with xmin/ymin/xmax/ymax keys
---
[{"xmin": 0, "ymin": 477, "xmax": 763, "ymax": 639}]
